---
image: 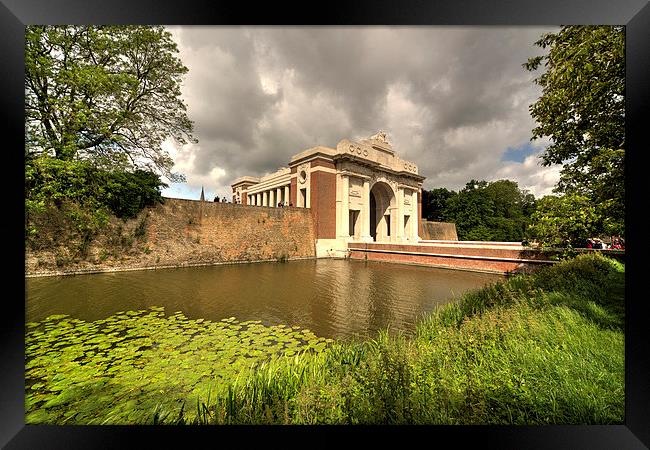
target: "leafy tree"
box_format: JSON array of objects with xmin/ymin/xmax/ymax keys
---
[
  {"xmin": 442, "ymin": 179, "xmax": 536, "ymax": 242},
  {"xmin": 526, "ymin": 193, "xmax": 599, "ymax": 248},
  {"xmin": 25, "ymin": 156, "xmax": 167, "ymax": 249},
  {"xmin": 444, "ymin": 181, "xmax": 491, "ymax": 240},
  {"xmin": 524, "ymin": 26, "xmax": 624, "ymax": 236},
  {"xmin": 25, "ymin": 25, "xmax": 196, "ymax": 181},
  {"xmin": 102, "ymin": 169, "xmax": 168, "ymax": 219},
  {"xmin": 421, "ymin": 188, "xmax": 456, "ymax": 222}
]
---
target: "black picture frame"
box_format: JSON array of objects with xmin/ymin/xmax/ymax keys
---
[{"xmin": 3, "ymin": 0, "xmax": 648, "ymax": 447}]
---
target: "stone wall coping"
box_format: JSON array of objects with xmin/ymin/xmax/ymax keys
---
[
  {"xmin": 350, "ymin": 241, "xmax": 525, "ymax": 250},
  {"xmin": 231, "ymin": 176, "xmax": 260, "ymax": 186},
  {"xmin": 246, "ymin": 173, "xmax": 292, "ymax": 194},
  {"xmin": 417, "ymin": 240, "xmax": 524, "ymax": 248},
  {"xmin": 289, "ymin": 146, "xmax": 337, "ymax": 165},
  {"xmin": 348, "ymin": 247, "xmax": 557, "ymax": 265}
]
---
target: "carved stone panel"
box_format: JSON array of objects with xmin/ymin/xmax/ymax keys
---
[
  {"xmin": 403, "ymin": 161, "xmax": 418, "ymax": 174},
  {"xmin": 348, "ymin": 176, "xmax": 363, "ymax": 201},
  {"xmin": 298, "ymin": 163, "xmax": 310, "ymax": 184},
  {"xmin": 347, "ymin": 143, "xmax": 369, "ymax": 157}
]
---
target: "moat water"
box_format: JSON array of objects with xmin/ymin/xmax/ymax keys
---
[{"xmin": 26, "ymin": 259, "xmax": 503, "ymax": 340}]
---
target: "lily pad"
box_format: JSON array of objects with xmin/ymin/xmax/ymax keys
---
[{"xmin": 25, "ymin": 308, "xmax": 333, "ymax": 425}]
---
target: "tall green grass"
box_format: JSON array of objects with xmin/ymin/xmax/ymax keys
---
[{"xmin": 168, "ymin": 253, "xmax": 625, "ymax": 425}]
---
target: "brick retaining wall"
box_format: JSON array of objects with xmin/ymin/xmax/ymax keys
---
[
  {"xmin": 26, "ymin": 198, "xmax": 316, "ymax": 276},
  {"xmin": 348, "ymin": 242, "xmax": 557, "ymax": 274},
  {"xmin": 145, "ymin": 198, "xmax": 316, "ymax": 265}
]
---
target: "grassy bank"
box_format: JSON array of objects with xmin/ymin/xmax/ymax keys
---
[
  {"xmin": 26, "ymin": 253, "xmax": 624, "ymax": 425},
  {"xmin": 178, "ymin": 253, "xmax": 624, "ymax": 425}
]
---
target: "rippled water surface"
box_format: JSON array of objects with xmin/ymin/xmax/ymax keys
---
[{"xmin": 26, "ymin": 259, "xmax": 503, "ymax": 340}]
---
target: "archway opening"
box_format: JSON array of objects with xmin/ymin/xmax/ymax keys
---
[{"xmin": 369, "ymin": 181, "xmax": 395, "ymax": 242}]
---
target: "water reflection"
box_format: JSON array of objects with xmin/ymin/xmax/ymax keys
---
[{"xmin": 26, "ymin": 259, "xmax": 502, "ymax": 340}]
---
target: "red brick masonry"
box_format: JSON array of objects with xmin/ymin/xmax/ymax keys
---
[
  {"xmin": 348, "ymin": 241, "xmax": 558, "ymax": 274},
  {"xmin": 309, "ymin": 170, "xmax": 337, "ymax": 239}
]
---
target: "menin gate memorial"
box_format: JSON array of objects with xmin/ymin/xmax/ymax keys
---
[{"xmin": 231, "ymin": 132, "xmax": 425, "ymax": 257}]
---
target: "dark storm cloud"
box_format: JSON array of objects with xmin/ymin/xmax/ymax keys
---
[
  {"xmin": 171, "ymin": 27, "xmax": 280, "ymax": 158},
  {"xmin": 164, "ymin": 26, "xmax": 560, "ymax": 199}
]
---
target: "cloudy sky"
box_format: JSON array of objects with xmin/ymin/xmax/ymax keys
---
[{"xmin": 161, "ymin": 26, "xmax": 562, "ymax": 201}]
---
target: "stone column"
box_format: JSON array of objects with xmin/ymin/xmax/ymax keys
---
[
  {"xmin": 360, "ymin": 179, "xmax": 372, "ymax": 242},
  {"xmin": 338, "ymin": 174, "xmax": 350, "ymax": 238},
  {"xmin": 276, "ymin": 188, "xmax": 282, "ymax": 206},
  {"xmin": 411, "ymin": 190, "xmax": 419, "ymax": 240},
  {"xmin": 396, "ymin": 186, "xmax": 405, "ymax": 241},
  {"xmin": 269, "ymin": 190, "xmax": 275, "ymax": 208},
  {"xmin": 389, "ymin": 206, "xmax": 398, "ymax": 242},
  {"xmin": 284, "ymin": 185, "xmax": 290, "ymax": 206},
  {"xmin": 257, "ymin": 193, "xmax": 261, "ymax": 206}
]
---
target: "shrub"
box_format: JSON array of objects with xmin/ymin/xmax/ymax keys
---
[{"xmin": 25, "ymin": 156, "xmax": 167, "ymax": 250}]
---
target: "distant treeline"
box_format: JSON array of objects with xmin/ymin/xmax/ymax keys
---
[
  {"xmin": 421, "ymin": 178, "xmax": 623, "ymax": 248},
  {"xmin": 421, "ymin": 179, "xmax": 536, "ymax": 242}
]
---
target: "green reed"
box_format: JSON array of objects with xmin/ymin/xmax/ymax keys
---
[{"xmin": 183, "ymin": 253, "xmax": 624, "ymax": 425}]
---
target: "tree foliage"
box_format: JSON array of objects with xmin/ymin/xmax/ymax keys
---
[
  {"xmin": 421, "ymin": 179, "xmax": 536, "ymax": 242},
  {"xmin": 25, "ymin": 25, "xmax": 196, "ymax": 181},
  {"xmin": 526, "ymin": 194, "xmax": 599, "ymax": 248},
  {"xmin": 25, "ymin": 156, "xmax": 167, "ymax": 249},
  {"xmin": 421, "ymin": 188, "xmax": 456, "ymax": 222},
  {"xmin": 524, "ymin": 26, "xmax": 624, "ymax": 235}
]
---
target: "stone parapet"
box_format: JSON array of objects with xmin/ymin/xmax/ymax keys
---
[{"xmin": 419, "ymin": 220, "xmax": 458, "ymax": 241}]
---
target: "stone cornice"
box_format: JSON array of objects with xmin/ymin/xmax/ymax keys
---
[{"xmin": 336, "ymin": 155, "xmax": 425, "ymax": 183}]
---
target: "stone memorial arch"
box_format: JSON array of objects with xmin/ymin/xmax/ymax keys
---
[
  {"xmin": 231, "ymin": 131, "xmax": 425, "ymax": 257},
  {"xmin": 369, "ymin": 180, "xmax": 396, "ymax": 242}
]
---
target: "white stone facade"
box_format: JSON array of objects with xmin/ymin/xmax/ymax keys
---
[
  {"xmin": 231, "ymin": 132, "xmax": 425, "ymax": 256},
  {"xmin": 232, "ymin": 169, "xmax": 291, "ymax": 207}
]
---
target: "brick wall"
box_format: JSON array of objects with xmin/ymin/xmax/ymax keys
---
[
  {"xmin": 290, "ymin": 167, "xmax": 297, "ymax": 206},
  {"xmin": 309, "ymin": 168, "xmax": 336, "ymax": 239},
  {"xmin": 26, "ymin": 197, "xmax": 317, "ymax": 276},
  {"xmin": 348, "ymin": 242, "xmax": 556, "ymax": 274},
  {"xmin": 145, "ymin": 198, "xmax": 316, "ymax": 266}
]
